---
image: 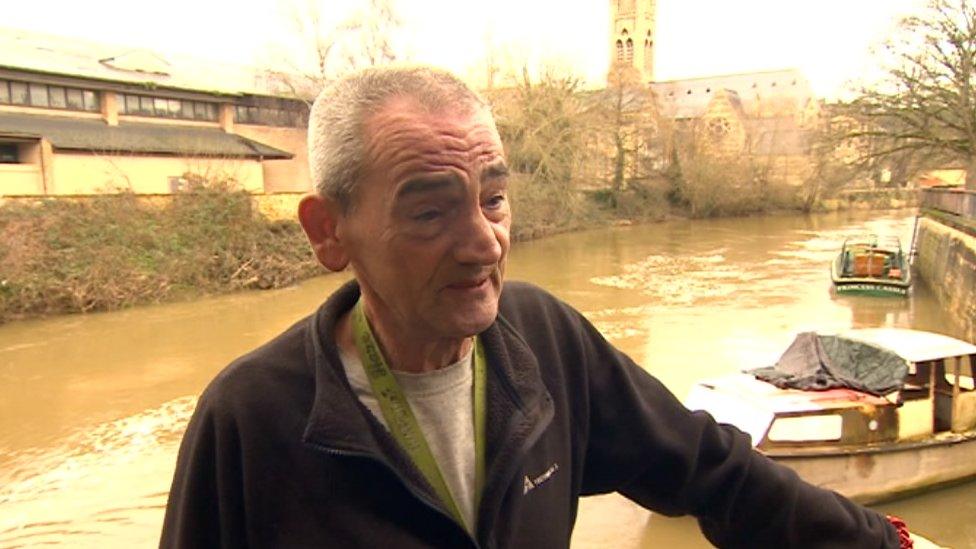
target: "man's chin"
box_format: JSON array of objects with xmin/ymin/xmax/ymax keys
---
[{"xmin": 444, "ymin": 304, "xmax": 498, "ymax": 337}]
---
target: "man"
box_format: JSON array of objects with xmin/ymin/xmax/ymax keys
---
[{"xmin": 161, "ymin": 66, "xmax": 911, "ymax": 548}]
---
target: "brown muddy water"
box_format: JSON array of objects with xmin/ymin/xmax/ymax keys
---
[{"xmin": 1, "ymin": 210, "xmax": 973, "ymax": 548}]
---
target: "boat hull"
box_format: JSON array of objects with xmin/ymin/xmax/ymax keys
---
[
  {"xmin": 832, "ymin": 279, "xmax": 910, "ymax": 297},
  {"xmin": 766, "ymin": 432, "xmax": 976, "ymax": 504}
]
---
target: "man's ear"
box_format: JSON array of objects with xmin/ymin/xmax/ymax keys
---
[{"xmin": 298, "ymin": 194, "xmax": 349, "ymax": 271}]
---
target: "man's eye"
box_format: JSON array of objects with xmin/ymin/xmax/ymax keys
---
[
  {"xmin": 483, "ymin": 194, "xmax": 506, "ymax": 210},
  {"xmin": 412, "ymin": 209, "xmax": 442, "ymax": 222}
]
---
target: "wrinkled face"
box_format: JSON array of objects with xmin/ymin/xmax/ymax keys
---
[{"xmin": 338, "ymin": 97, "xmax": 511, "ymax": 341}]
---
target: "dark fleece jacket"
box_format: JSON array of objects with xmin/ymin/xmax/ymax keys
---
[{"xmin": 160, "ymin": 280, "xmax": 898, "ymax": 548}]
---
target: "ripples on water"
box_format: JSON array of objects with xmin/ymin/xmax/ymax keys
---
[{"xmin": 0, "ymin": 397, "xmax": 196, "ymax": 548}]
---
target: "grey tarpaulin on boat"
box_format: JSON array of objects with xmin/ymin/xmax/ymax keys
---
[{"xmin": 748, "ymin": 332, "xmax": 908, "ymax": 395}]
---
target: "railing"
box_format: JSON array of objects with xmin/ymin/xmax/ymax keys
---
[{"xmin": 921, "ymin": 187, "xmax": 976, "ymax": 220}]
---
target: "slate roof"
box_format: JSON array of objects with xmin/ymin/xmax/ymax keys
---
[
  {"xmin": 743, "ymin": 116, "xmax": 810, "ymax": 156},
  {"xmin": 0, "ymin": 112, "xmax": 292, "ymax": 159},
  {"xmin": 650, "ymin": 69, "xmax": 814, "ymax": 119},
  {"xmin": 0, "ymin": 27, "xmax": 283, "ymax": 97},
  {"xmin": 581, "ymin": 86, "xmax": 658, "ymax": 111}
]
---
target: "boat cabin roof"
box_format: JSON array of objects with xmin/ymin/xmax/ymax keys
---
[
  {"xmin": 842, "ymin": 234, "xmax": 902, "ymax": 253},
  {"xmin": 697, "ymin": 373, "xmax": 891, "ymax": 414},
  {"xmin": 836, "ymin": 328, "xmax": 976, "ymax": 363}
]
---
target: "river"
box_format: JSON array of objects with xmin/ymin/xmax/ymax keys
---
[{"xmin": 1, "ymin": 209, "xmax": 973, "ymax": 548}]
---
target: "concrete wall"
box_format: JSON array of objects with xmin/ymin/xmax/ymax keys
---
[
  {"xmin": 233, "ymin": 124, "xmax": 311, "ymax": 193},
  {"xmin": 923, "ymin": 188, "xmax": 976, "ymax": 219},
  {"xmin": 50, "ymin": 153, "xmax": 264, "ymax": 194},
  {"xmin": 252, "ymin": 192, "xmax": 305, "ymax": 221},
  {"xmin": 915, "ymin": 217, "xmax": 976, "ymax": 341},
  {"xmin": 0, "ymin": 164, "xmax": 44, "ymax": 194}
]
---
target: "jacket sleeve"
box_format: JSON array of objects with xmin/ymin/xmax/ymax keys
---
[
  {"xmin": 159, "ymin": 385, "xmax": 247, "ymax": 549},
  {"xmin": 570, "ymin": 308, "xmax": 899, "ymax": 548}
]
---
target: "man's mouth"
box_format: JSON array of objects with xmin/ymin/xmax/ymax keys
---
[{"xmin": 446, "ymin": 276, "xmax": 491, "ymax": 291}]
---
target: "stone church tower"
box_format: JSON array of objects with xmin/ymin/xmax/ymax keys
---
[{"xmin": 609, "ymin": 0, "xmax": 656, "ymax": 84}]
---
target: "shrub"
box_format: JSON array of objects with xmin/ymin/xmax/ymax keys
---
[{"xmin": 0, "ymin": 180, "xmax": 318, "ymax": 323}]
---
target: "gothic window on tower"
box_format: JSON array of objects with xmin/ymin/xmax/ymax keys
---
[
  {"xmin": 616, "ymin": 40, "xmax": 624, "ymax": 61},
  {"xmin": 625, "ymin": 38, "xmax": 634, "ymax": 62},
  {"xmin": 645, "ymin": 30, "xmax": 653, "ymax": 68}
]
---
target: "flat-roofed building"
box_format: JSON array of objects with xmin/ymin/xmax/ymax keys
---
[{"xmin": 0, "ymin": 28, "xmax": 312, "ymax": 196}]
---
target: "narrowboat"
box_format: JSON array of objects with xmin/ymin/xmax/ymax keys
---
[{"xmin": 685, "ymin": 328, "xmax": 976, "ymax": 503}]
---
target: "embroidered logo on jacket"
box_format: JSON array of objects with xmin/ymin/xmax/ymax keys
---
[{"xmin": 522, "ymin": 463, "xmax": 559, "ymax": 495}]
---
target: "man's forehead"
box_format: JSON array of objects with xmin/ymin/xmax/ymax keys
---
[
  {"xmin": 366, "ymin": 95, "xmax": 497, "ymax": 136},
  {"xmin": 360, "ymin": 96, "xmax": 503, "ymax": 174}
]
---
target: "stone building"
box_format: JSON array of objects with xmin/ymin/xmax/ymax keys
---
[
  {"xmin": 651, "ymin": 70, "xmax": 820, "ymax": 185},
  {"xmin": 0, "ymin": 28, "xmax": 311, "ymax": 197},
  {"xmin": 608, "ymin": 0, "xmax": 821, "ymax": 187}
]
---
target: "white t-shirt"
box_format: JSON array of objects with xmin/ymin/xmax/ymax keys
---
[{"xmin": 338, "ymin": 347, "xmax": 478, "ymax": 533}]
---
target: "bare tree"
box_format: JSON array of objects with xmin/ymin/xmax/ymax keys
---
[
  {"xmin": 846, "ymin": 0, "xmax": 976, "ymax": 189},
  {"xmin": 584, "ymin": 65, "xmax": 662, "ymax": 206},
  {"xmin": 488, "ymin": 68, "xmax": 588, "ymax": 191},
  {"xmin": 265, "ymin": 0, "xmax": 403, "ymax": 101}
]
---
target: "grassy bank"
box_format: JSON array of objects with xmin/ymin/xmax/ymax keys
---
[{"xmin": 0, "ymin": 187, "xmax": 320, "ymax": 323}]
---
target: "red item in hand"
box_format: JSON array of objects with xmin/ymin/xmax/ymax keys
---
[{"xmin": 886, "ymin": 515, "xmax": 913, "ymax": 549}]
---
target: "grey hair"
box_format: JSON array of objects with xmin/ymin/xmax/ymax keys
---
[{"xmin": 307, "ymin": 66, "xmax": 488, "ymax": 208}]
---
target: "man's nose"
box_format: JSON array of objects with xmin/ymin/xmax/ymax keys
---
[{"xmin": 453, "ymin": 207, "xmax": 503, "ymax": 265}]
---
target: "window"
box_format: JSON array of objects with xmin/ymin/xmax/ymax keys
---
[
  {"xmin": 154, "ymin": 97, "xmax": 169, "ymax": 115},
  {"xmin": 0, "ymin": 144, "xmax": 18, "ymax": 164},
  {"xmin": 234, "ymin": 102, "xmax": 308, "ymax": 127},
  {"xmin": 48, "ymin": 86, "xmax": 66, "ymax": 108},
  {"xmin": 193, "ymin": 101, "xmax": 208, "ymax": 120},
  {"xmin": 10, "ymin": 82, "xmax": 28, "ymax": 105},
  {"xmin": 139, "ymin": 96, "xmax": 154, "ymax": 115},
  {"xmin": 767, "ymin": 415, "xmax": 842, "ymax": 442},
  {"xmin": 28, "ymin": 83, "xmax": 49, "ymax": 107},
  {"xmin": 615, "ymin": 40, "xmax": 624, "ymax": 61},
  {"xmin": 707, "ymin": 117, "xmax": 732, "ymax": 137},
  {"xmin": 180, "ymin": 100, "xmax": 195, "ymax": 119},
  {"xmin": 66, "ymin": 88, "xmax": 84, "ymax": 110},
  {"xmin": 82, "ymin": 90, "xmax": 98, "ymax": 111},
  {"xmin": 625, "ymin": 38, "xmax": 634, "ymax": 62},
  {"xmin": 118, "ymin": 93, "xmax": 219, "ymax": 121},
  {"xmin": 0, "ymin": 79, "xmax": 100, "ymax": 111}
]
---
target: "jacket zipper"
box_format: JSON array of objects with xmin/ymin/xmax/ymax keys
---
[
  {"xmin": 478, "ymin": 396, "xmax": 555, "ymax": 547},
  {"xmin": 307, "ymin": 442, "xmax": 481, "ymax": 549}
]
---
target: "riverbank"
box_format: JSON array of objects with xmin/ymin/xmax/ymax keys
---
[
  {"xmin": 0, "ymin": 183, "xmax": 917, "ymax": 324},
  {"xmin": 0, "ymin": 187, "xmax": 321, "ymax": 323}
]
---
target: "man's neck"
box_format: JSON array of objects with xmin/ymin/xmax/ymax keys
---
[{"xmin": 336, "ymin": 303, "xmax": 472, "ymax": 374}]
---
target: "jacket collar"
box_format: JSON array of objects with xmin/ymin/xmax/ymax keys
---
[{"xmin": 301, "ymin": 280, "xmax": 553, "ymax": 454}]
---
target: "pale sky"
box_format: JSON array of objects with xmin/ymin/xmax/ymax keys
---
[{"xmin": 2, "ymin": 0, "xmax": 927, "ymax": 99}]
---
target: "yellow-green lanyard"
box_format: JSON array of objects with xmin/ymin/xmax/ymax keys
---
[{"xmin": 352, "ymin": 299, "xmax": 487, "ymax": 531}]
